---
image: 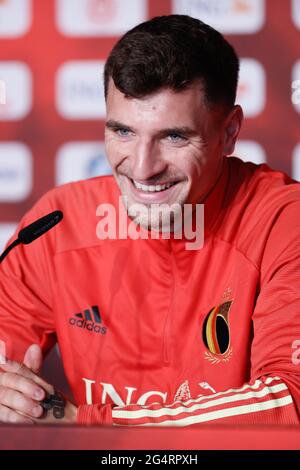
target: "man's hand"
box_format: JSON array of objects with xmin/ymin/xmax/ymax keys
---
[{"xmin": 0, "ymin": 344, "xmax": 77, "ymax": 424}]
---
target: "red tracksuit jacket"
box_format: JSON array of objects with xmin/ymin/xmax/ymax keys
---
[{"xmin": 1, "ymin": 155, "xmax": 300, "ymax": 426}]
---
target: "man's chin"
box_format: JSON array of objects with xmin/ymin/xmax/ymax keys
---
[{"xmin": 126, "ymin": 201, "xmax": 187, "ymax": 234}]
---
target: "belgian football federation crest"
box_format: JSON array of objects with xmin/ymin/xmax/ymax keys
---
[{"xmin": 203, "ymin": 299, "xmax": 233, "ymax": 364}]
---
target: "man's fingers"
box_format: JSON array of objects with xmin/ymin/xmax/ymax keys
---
[
  {"xmin": 0, "ymin": 403, "xmax": 34, "ymax": 424},
  {"xmin": 23, "ymin": 344, "xmax": 43, "ymax": 374},
  {"xmin": 0, "ymin": 386, "xmax": 44, "ymax": 419},
  {"xmin": 0, "ymin": 372, "xmax": 45, "ymax": 401},
  {"xmin": 0, "ymin": 360, "xmax": 53, "ymax": 394},
  {"xmin": 0, "ymin": 358, "xmax": 33, "ymax": 376}
]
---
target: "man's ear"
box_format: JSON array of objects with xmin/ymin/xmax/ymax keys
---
[{"xmin": 221, "ymin": 105, "xmax": 244, "ymax": 156}]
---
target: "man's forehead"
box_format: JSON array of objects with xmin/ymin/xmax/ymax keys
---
[
  {"xmin": 105, "ymin": 79, "xmax": 223, "ymax": 133},
  {"xmin": 106, "ymin": 78, "xmax": 207, "ymax": 106}
]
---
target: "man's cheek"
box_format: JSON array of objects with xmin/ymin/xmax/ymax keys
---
[{"xmin": 105, "ymin": 142, "xmax": 122, "ymax": 168}]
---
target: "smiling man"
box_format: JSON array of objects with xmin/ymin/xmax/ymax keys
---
[
  {"xmin": 0, "ymin": 15, "xmax": 300, "ymax": 426},
  {"xmin": 103, "ymin": 18, "xmax": 242, "ymax": 234},
  {"xmin": 104, "ymin": 82, "xmax": 238, "ymax": 234},
  {"xmin": 105, "ymin": 78, "xmax": 242, "ymax": 241}
]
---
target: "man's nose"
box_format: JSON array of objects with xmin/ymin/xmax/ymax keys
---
[{"xmin": 130, "ymin": 138, "xmax": 167, "ymax": 180}]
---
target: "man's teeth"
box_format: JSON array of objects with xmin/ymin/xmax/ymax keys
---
[{"xmin": 133, "ymin": 180, "xmax": 176, "ymax": 192}]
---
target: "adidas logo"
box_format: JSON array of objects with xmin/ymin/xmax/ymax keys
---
[{"xmin": 69, "ymin": 305, "xmax": 107, "ymax": 335}]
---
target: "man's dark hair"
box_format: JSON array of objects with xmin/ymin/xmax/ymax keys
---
[{"xmin": 104, "ymin": 14, "xmax": 240, "ymax": 110}]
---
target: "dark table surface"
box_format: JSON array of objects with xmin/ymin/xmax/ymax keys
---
[{"xmin": 0, "ymin": 424, "xmax": 300, "ymax": 450}]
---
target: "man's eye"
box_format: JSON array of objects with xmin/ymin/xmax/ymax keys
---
[
  {"xmin": 116, "ymin": 128, "xmax": 131, "ymax": 137},
  {"xmin": 167, "ymin": 133, "xmax": 186, "ymax": 143}
]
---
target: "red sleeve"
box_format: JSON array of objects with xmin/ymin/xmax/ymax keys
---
[
  {"xmin": 77, "ymin": 376, "xmax": 298, "ymax": 426},
  {"xmin": 77, "ymin": 202, "xmax": 300, "ymax": 426},
  {"xmin": 0, "ymin": 192, "xmax": 58, "ymax": 364}
]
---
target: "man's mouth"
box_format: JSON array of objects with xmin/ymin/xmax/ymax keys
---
[{"xmin": 131, "ymin": 179, "xmax": 179, "ymax": 193}]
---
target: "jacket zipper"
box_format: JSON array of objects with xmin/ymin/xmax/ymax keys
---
[{"xmin": 162, "ymin": 247, "xmax": 176, "ymax": 365}]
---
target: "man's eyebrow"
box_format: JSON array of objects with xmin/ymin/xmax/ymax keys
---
[
  {"xmin": 105, "ymin": 120, "xmax": 134, "ymax": 130},
  {"xmin": 158, "ymin": 126, "xmax": 197, "ymax": 137}
]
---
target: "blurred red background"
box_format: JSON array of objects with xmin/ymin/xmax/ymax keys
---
[{"xmin": 0, "ymin": 0, "xmax": 300, "ymax": 242}]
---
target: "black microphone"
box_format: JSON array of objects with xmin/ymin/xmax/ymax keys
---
[{"xmin": 0, "ymin": 210, "xmax": 63, "ymax": 264}]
